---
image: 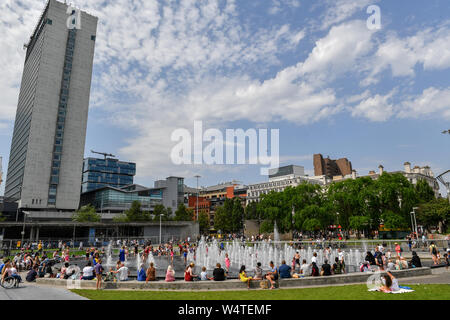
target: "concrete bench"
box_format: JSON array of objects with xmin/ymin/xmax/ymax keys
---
[{"xmin": 35, "ymin": 267, "xmax": 432, "ymax": 290}]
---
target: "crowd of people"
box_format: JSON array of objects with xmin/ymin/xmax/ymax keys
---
[{"xmin": 1, "ymin": 235, "xmax": 449, "ymax": 290}]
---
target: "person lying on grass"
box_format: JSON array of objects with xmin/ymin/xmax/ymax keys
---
[{"xmin": 379, "ymin": 271, "xmax": 400, "ymax": 293}]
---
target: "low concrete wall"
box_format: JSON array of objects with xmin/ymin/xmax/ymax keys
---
[{"xmin": 36, "ymin": 267, "xmax": 432, "ymax": 290}]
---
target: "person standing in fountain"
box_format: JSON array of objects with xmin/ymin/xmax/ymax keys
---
[
  {"xmin": 337, "ymin": 248, "xmax": 346, "ymax": 273},
  {"xmin": 146, "ymin": 262, "xmax": 156, "ymax": 282},
  {"xmin": 225, "ymin": 253, "xmax": 231, "ymax": 273},
  {"xmin": 294, "ymin": 251, "xmax": 301, "ymax": 273},
  {"xmin": 119, "ymin": 246, "xmax": 126, "ymax": 263}
]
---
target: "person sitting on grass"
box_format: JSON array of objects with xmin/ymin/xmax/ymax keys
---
[
  {"xmin": 239, "ymin": 265, "xmax": 253, "ymax": 289},
  {"xmin": 379, "ymin": 271, "xmax": 400, "ymax": 293}
]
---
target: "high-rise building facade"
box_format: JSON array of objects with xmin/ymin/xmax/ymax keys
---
[
  {"xmin": 4, "ymin": 0, "xmax": 98, "ymax": 211},
  {"xmin": 313, "ymin": 154, "xmax": 353, "ymax": 178},
  {"xmin": 81, "ymin": 158, "xmax": 136, "ymax": 193}
]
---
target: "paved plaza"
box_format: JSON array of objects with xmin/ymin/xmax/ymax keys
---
[{"xmin": 0, "ymin": 281, "xmax": 87, "ymax": 300}]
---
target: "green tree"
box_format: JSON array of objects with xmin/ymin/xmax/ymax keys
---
[
  {"xmin": 327, "ymin": 177, "xmax": 377, "ymax": 232},
  {"xmin": 245, "ymin": 202, "xmax": 259, "ymax": 220},
  {"xmin": 214, "ymin": 205, "xmax": 229, "ymax": 232},
  {"xmin": 302, "ymin": 218, "xmax": 321, "ymax": 232},
  {"xmin": 114, "ymin": 201, "xmax": 151, "ymax": 222},
  {"xmin": 415, "ymin": 179, "xmax": 436, "ymax": 203},
  {"xmin": 152, "ymin": 204, "xmax": 171, "ymax": 221},
  {"xmin": 213, "ymin": 198, "xmax": 244, "ymax": 233},
  {"xmin": 231, "ymin": 198, "xmax": 245, "ymax": 232},
  {"xmin": 198, "ymin": 211, "xmax": 210, "ymax": 233},
  {"xmin": 417, "ymin": 198, "xmax": 450, "ymax": 233},
  {"xmin": 72, "ymin": 205, "xmax": 101, "ymax": 222},
  {"xmin": 174, "ymin": 203, "xmax": 194, "ymax": 221},
  {"xmin": 381, "ymin": 211, "xmax": 408, "ymax": 230},
  {"xmin": 349, "ymin": 216, "xmax": 371, "ymax": 239}
]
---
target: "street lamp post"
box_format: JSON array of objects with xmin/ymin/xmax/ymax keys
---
[
  {"xmin": 21, "ymin": 211, "xmax": 30, "ymax": 248},
  {"xmin": 410, "ymin": 207, "xmax": 419, "ymax": 237},
  {"xmin": 159, "ymin": 213, "xmax": 165, "ymax": 245},
  {"xmin": 15, "ymin": 186, "xmax": 22, "ymax": 222},
  {"xmin": 194, "ymin": 175, "xmax": 201, "ymax": 221}
]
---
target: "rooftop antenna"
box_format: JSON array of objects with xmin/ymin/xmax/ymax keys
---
[{"xmin": 91, "ymin": 150, "xmax": 116, "ymax": 160}]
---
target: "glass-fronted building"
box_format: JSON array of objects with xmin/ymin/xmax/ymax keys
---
[
  {"xmin": 80, "ymin": 184, "xmax": 163, "ymax": 213},
  {"xmin": 81, "ymin": 158, "xmax": 136, "ymax": 193}
]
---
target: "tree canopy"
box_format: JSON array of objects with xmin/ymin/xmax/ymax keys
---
[
  {"xmin": 72, "ymin": 205, "xmax": 101, "ymax": 222},
  {"xmin": 252, "ymin": 172, "xmax": 440, "ymax": 235}
]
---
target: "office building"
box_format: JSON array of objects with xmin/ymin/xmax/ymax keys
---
[
  {"xmin": 154, "ymin": 177, "xmax": 185, "ymax": 214},
  {"xmin": 4, "ymin": 0, "xmax": 97, "ymax": 211},
  {"xmin": 313, "ymin": 154, "xmax": 353, "ymax": 178},
  {"xmin": 80, "ymin": 184, "xmax": 164, "ymax": 213},
  {"xmin": 247, "ymin": 165, "xmax": 326, "ymax": 204},
  {"xmin": 82, "ymin": 157, "xmax": 136, "ymax": 193}
]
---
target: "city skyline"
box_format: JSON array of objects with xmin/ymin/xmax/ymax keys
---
[{"xmin": 0, "ymin": 0, "xmax": 449, "ymax": 195}]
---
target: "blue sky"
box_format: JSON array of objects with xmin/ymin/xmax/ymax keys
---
[{"xmin": 0, "ymin": 0, "xmax": 449, "ymax": 195}]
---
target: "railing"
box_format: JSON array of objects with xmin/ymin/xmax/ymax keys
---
[{"xmin": 1, "ymin": 237, "xmax": 448, "ymax": 252}]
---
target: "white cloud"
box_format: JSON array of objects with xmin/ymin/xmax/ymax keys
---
[
  {"xmin": 351, "ymin": 90, "xmax": 395, "ymax": 122},
  {"xmin": 300, "ymin": 20, "xmax": 375, "ymax": 83},
  {"xmin": 363, "ymin": 26, "xmax": 450, "ymax": 85},
  {"xmin": 398, "ymin": 87, "xmax": 450, "ymax": 120},
  {"xmin": 320, "ymin": 0, "xmax": 377, "ymax": 30}
]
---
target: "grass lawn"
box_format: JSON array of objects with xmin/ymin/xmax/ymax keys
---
[{"xmin": 72, "ymin": 284, "xmax": 450, "ymax": 300}]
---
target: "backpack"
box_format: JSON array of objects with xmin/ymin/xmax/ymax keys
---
[
  {"xmin": 431, "ymin": 246, "xmax": 437, "ymax": 255},
  {"xmin": 260, "ymin": 280, "xmax": 269, "ymax": 289}
]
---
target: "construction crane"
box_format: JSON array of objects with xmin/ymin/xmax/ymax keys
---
[{"xmin": 91, "ymin": 150, "xmax": 116, "ymax": 160}]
